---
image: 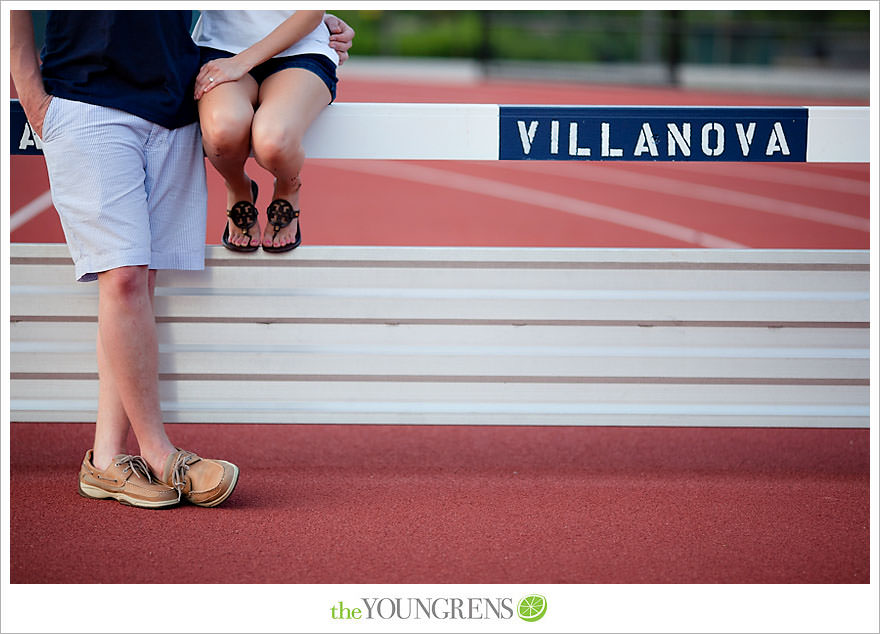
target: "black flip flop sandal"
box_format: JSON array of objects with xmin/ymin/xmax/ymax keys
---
[
  {"xmin": 221, "ymin": 180, "xmax": 260, "ymax": 253},
  {"xmin": 263, "ymin": 198, "xmax": 301, "ymax": 253}
]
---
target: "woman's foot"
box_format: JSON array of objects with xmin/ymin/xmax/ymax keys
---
[
  {"xmin": 262, "ymin": 178, "xmax": 301, "ymax": 251},
  {"xmin": 223, "ymin": 178, "xmax": 260, "ymax": 251},
  {"xmin": 263, "ymin": 199, "xmax": 301, "ymax": 253}
]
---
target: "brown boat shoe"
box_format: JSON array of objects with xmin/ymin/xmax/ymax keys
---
[
  {"xmin": 78, "ymin": 450, "xmax": 180, "ymax": 509},
  {"xmin": 159, "ymin": 448, "xmax": 239, "ymax": 507}
]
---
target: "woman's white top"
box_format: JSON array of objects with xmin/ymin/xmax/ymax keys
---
[{"xmin": 192, "ymin": 10, "xmax": 339, "ymax": 66}]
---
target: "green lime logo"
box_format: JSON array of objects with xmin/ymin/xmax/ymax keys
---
[{"xmin": 517, "ymin": 595, "xmax": 547, "ymax": 622}]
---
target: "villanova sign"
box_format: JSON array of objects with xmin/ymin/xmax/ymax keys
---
[
  {"xmin": 499, "ymin": 106, "xmax": 808, "ymax": 162},
  {"xmin": 12, "ymin": 100, "xmax": 821, "ymax": 162}
]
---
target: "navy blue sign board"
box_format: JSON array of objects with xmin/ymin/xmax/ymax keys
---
[
  {"xmin": 499, "ymin": 106, "xmax": 808, "ymax": 162},
  {"xmin": 11, "ymin": 99, "xmax": 43, "ymax": 156},
  {"xmin": 11, "ymin": 99, "xmax": 810, "ymax": 161}
]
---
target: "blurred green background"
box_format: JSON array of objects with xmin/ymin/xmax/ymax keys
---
[
  {"xmin": 28, "ymin": 9, "xmax": 869, "ymax": 70},
  {"xmin": 26, "ymin": 9, "xmax": 870, "ymax": 91},
  {"xmin": 328, "ymin": 9, "xmax": 869, "ymax": 69}
]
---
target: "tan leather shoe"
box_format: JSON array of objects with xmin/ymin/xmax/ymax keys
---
[
  {"xmin": 160, "ymin": 448, "xmax": 239, "ymax": 507},
  {"xmin": 78, "ymin": 450, "xmax": 179, "ymax": 509}
]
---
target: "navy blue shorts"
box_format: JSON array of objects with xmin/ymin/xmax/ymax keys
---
[{"xmin": 198, "ymin": 47, "xmax": 338, "ymax": 102}]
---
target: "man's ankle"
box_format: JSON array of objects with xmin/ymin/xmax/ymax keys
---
[
  {"xmin": 91, "ymin": 435, "xmax": 132, "ymax": 470},
  {"xmin": 90, "ymin": 448, "xmax": 118, "ymax": 472},
  {"xmin": 140, "ymin": 445, "xmax": 176, "ymax": 478}
]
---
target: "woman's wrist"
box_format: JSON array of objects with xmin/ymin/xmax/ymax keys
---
[{"xmin": 230, "ymin": 52, "xmax": 257, "ymax": 74}]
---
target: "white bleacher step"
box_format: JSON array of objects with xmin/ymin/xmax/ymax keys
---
[{"xmin": 10, "ymin": 243, "xmax": 869, "ymax": 427}]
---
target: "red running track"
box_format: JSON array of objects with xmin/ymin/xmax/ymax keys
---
[
  {"xmin": 8, "ymin": 75, "xmax": 871, "ymax": 588},
  {"xmin": 9, "ymin": 423, "xmax": 870, "ymax": 584}
]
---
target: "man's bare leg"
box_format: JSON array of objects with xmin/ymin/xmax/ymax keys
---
[
  {"xmin": 95, "ymin": 266, "xmax": 174, "ymax": 475},
  {"xmin": 91, "ymin": 269, "xmax": 159, "ymax": 469}
]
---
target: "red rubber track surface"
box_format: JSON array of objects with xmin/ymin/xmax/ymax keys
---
[
  {"xmin": 8, "ymin": 76, "xmax": 870, "ymax": 585},
  {"xmin": 9, "ymin": 423, "xmax": 869, "ymax": 584}
]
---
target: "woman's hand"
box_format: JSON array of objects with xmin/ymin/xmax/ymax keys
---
[
  {"xmin": 194, "ymin": 55, "xmax": 251, "ymax": 100},
  {"xmin": 324, "ymin": 14, "xmax": 355, "ymax": 64}
]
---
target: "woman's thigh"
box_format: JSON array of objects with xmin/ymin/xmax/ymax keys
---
[
  {"xmin": 252, "ymin": 68, "xmax": 331, "ymax": 149},
  {"xmin": 197, "ymin": 75, "xmax": 260, "ymax": 144}
]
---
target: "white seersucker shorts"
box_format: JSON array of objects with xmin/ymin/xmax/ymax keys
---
[{"xmin": 40, "ymin": 97, "xmax": 207, "ymax": 282}]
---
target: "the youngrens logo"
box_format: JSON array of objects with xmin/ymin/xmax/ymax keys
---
[
  {"xmin": 330, "ymin": 595, "xmax": 547, "ymax": 622},
  {"xmin": 517, "ymin": 595, "xmax": 548, "ymax": 622}
]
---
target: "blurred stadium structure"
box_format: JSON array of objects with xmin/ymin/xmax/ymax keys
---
[
  {"xmin": 331, "ymin": 9, "xmax": 871, "ymax": 98},
  {"xmin": 26, "ymin": 9, "xmax": 870, "ymax": 97}
]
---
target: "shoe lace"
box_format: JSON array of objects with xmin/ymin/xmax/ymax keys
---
[
  {"xmin": 169, "ymin": 451, "xmax": 199, "ymax": 501},
  {"xmin": 114, "ymin": 455, "xmax": 153, "ymax": 483}
]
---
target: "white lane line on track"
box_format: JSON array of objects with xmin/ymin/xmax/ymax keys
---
[
  {"xmin": 328, "ymin": 161, "xmax": 748, "ymax": 248},
  {"xmin": 658, "ymin": 163, "xmax": 869, "ymax": 196},
  {"xmin": 10, "ymin": 191, "xmax": 53, "ymax": 231},
  {"xmin": 506, "ymin": 163, "xmax": 869, "ymax": 232}
]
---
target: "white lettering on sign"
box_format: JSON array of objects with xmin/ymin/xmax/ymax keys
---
[
  {"xmin": 701, "ymin": 122, "xmax": 724, "ymax": 157},
  {"xmin": 19, "ymin": 123, "xmax": 43, "ymax": 151},
  {"xmin": 634, "ymin": 122, "xmax": 659, "ymax": 157},
  {"xmin": 600, "ymin": 122, "xmax": 623, "ymax": 157},
  {"xmin": 513, "ymin": 119, "xmax": 795, "ymax": 159},
  {"xmin": 568, "ymin": 122, "xmax": 590, "ymax": 156},
  {"xmin": 667, "ymin": 123, "xmax": 691, "ymax": 157},
  {"xmin": 735, "ymin": 122, "xmax": 756, "ymax": 156},
  {"xmin": 766, "ymin": 122, "xmax": 791, "ymax": 156},
  {"xmin": 517, "ymin": 120, "xmax": 538, "ymax": 155}
]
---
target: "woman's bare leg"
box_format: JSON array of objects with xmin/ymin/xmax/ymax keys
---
[
  {"xmin": 251, "ymin": 68, "xmax": 331, "ymax": 250},
  {"xmin": 198, "ymin": 74, "xmax": 261, "ymax": 248}
]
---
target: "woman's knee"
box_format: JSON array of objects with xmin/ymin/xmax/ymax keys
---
[
  {"xmin": 251, "ymin": 120, "xmax": 305, "ymax": 170},
  {"xmin": 200, "ymin": 106, "xmax": 253, "ymax": 154}
]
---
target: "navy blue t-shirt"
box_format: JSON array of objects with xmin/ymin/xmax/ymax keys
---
[{"xmin": 40, "ymin": 10, "xmax": 201, "ymax": 129}]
